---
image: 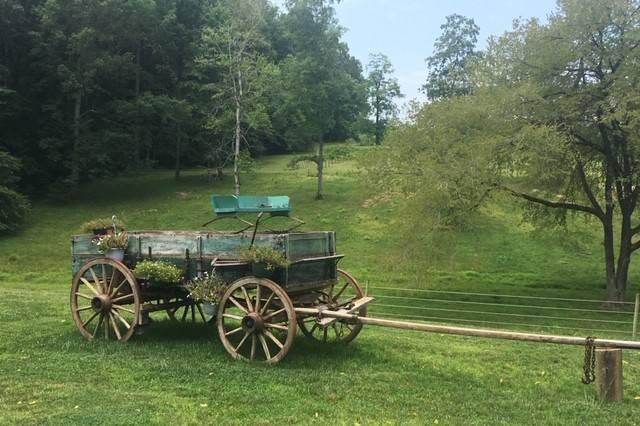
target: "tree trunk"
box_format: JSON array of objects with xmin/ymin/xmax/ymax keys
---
[
  {"xmin": 233, "ymin": 70, "xmax": 242, "ymax": 197},
  {"xmin": 603, "ymin": 210, "xmax": 618, "ymax": 303},
  {"xmin": 375, "ymin": 97, "xmax": 382, "ymax": 145},
  {"xmin": 69, "ymin": 89, "xmax": 82, "ymax": 184},
  {"xmin": 316, "ymin": 138, "xmax": 324, "ymax": 200},
  {"xmin": 134, "ymin": 40, "xmax": 142, "ymax": 163},
  {"xmin": 175, "ymin": 122, "xmax": 181, "ymax": 180},
  {"xmin": 612, "ymin": 209, "xmax": 633, "ymax": 303}
]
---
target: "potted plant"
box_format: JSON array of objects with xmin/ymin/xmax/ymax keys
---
[
  {"xmin": 80, "ymin": 216, "xmax": 125, "ymax": 236},
  {"xmin": 186, "ymin": 272, "xmax": 226, "ymax": 316},
  {"xmin": 93, "ymin": 231, "xmax": 129, "ymax": 261},
  {"xmin": 239, "ymin": 246, "xmax": 289, "ymax": 278},
  {"xmin": 133, "ymin": 260, "xmax": 183, "ymax": 287}
]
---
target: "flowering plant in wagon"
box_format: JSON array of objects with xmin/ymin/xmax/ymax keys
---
[
  {"xmin": 93, "ymin": 231, "xmax": 129, "ymax": 261},
  {"xmin": 186, "ymin": 272, "xmax": 226, "ymax": 316}
]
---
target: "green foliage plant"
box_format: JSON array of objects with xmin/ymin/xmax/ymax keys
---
[
  {"xmin": 80, "ymin": 217, "xmax": 126, "ymax": 235},
  {"xmin": 133, "ymin": 260, "xmax": 183, "ymax": 285},
  {"xmin": 93, "ymin": 231, "xmax": 129, "ymax": 254},
  {"xmin": 239, "ymin": 246, "xmax": 288, "ymax": 271},
  {"xmin": 186, "ymin": 272, "xmax": 226, "ymax": 304}
]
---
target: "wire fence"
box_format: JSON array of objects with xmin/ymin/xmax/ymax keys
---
[{"xmin": 364, "ymin": 285, "xmax": 640, "ymax": 340}]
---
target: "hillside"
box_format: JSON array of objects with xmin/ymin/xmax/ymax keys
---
[{"xmin": 1, "ymin": 152, "xmax": 639, "ymax": 424}]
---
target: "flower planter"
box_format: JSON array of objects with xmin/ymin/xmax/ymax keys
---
[
  {"xmin": 203, "ymin": 302, "xmax": 218, "ymax": 317},
  {"xmin": 251, "ymin": 262, "xmax": 274, "ymax": 278},
  {"xmin": 104, "ymin": 248, "xmax": 125, "ymax": 262}
]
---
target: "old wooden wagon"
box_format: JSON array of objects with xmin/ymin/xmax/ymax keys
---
[{"xmin": 70, "ymin": 195, "xmax": 373, "ymax": 363}]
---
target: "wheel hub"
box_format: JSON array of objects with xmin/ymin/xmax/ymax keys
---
[
  {"xmin": 91, "ymin": 294, "xmax": 112, "ymax": 313},
  {"xmin": 241, "ymin": 312, "xmax": 264, "ymax": 333}
]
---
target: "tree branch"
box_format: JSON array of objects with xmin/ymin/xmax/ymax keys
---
[{"xmin": 502, "ymin": 186, "xmax": 600, "ymax": 217}]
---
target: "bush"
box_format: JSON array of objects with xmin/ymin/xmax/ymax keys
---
[
  {"xmin": 80, "ymin": 217, "xmax": 126, "ymax": 234},
  {"xmin": 133, "ymin": 260, "xmax": 183, "ymax": 285},
  {"xmin": 0, "ymin": 186, "xmax": 30, "ymax": 233},
  {"xmin": 239, "ymin": 246, "xmax": 289, "ymax": 271},
  {"xmin": 186, "ymin": 272, "xmax": 226, "ymax": 304}
]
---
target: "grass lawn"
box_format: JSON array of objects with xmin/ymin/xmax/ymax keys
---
[{"xmin": 1, "ymin": 150, "xmax": 640, "ymax": 424}]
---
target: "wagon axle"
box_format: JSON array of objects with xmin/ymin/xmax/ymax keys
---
[
  {"xmin": 241, "ymin": 312, "xmax": 264, "ymax": 333},
  {"xmin": 90, "ymin": 294, "xmax": 112, "ymax": 313}
]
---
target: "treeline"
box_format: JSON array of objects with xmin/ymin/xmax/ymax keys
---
[{"xmin": 1, "ymin": 0, "xmax": 403, "ymax": 229}]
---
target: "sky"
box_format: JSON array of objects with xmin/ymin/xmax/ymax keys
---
[{"xmin": 278, "ymin": 0, "xmax": 559, "ymax": 110}]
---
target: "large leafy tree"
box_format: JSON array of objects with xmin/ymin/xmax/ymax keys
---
[
  {"xmin": 423, "ymin": 14, "xmax": 480, "ymax": 100},
  {"xmin": 0, "ymin": 150, "xmax": 30, "ymax": 232},
  {"xmin": 373, "ymin": 0, "xmax": 640, "ymax": 303},
  {"xmin": 366, "ymin": 53, "xmax": 402, "ymax": 145},
  {"xmin": 279, "ymin": 0, "xmax": 366, "ymax": 199},
  {"xmin": 197, "ymin": 0, "xmax": 275, "ymax": 195}
]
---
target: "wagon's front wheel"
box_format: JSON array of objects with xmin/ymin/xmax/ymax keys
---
[
  {"xmin": 217, "ymin": 277, "xmax": 296, "ymax": 364},
  {"xmin": 70, "ymin": 258, "xmax": 141, "ymax": 342}
]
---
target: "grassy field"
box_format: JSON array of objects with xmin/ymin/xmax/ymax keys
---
[{"xmin": 1, "ymin": 150, "xmax": 640, "ymax": 425}]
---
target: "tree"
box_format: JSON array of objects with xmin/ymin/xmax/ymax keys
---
[
  {"xmin": 0, "ymin": 150, "xmax": 29, "ymax": 232},
  {"xmin": 197, "ymin": 0, "xmax": 274, "ymax": 196},
  {"xmin": 279, "ymin": 0, "xmax": 366, "ymax": 199},
  {"xmin": 366, "ymin": 53, "xmax": 402, "ymax": 145},
  {"xmin": 373, "ymin": 0, "xmax": 640, "ymax": 303},
  {"xmin": 423, "ymin": 14, "xmax": 480, "ymax": 100}
]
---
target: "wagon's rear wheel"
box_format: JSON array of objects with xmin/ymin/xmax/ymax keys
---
[
  {"xmin": 166, "ymin": 298, "xmax": 208, "ymax": 323},
  {"xmin": 70, "ymin": 258, "xmax": 141, "ymax": 342},
  {"xmin": 217, "ymin": 277, "xmax": 296, "ymax": 364},
  {"xmin": 298, "ymin": 269, "xmax": 365, "ymax": 344}
]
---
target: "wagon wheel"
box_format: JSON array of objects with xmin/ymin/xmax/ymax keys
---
[
  {"xmin": 70, "ymin": 258, "xmax": 141, "ymax": 342},
  {"xmin": 298, "ymin": 269, "xmax": 365, "ymax": 344},
  {"xmin": 166, "ymin": 297, "xmax": 208, "ymax": 324},
  {"xmin": 217, "ymin": 277, "xmax": 296, "ymax": 364}
]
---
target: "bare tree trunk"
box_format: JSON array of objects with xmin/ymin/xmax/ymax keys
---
[
  {"xmin": 233, "ymin": 70, "xmax": 242, "ymax": 196},
  {"xmin": 375, "ymin": 97, "xmax": 382, "ymax": 145},
  {"xmin": 134, "ymin": 40, "xmax": 142, "ymax": 163},
  {"xmin": 175, "ymin": 122, "xmax": 181, "ymax": 180},
  {"xmin": 316, "ymin": 137, "xmax": 324, "ymax": 200},
  {"xmin": 70, "ymin": 90, "xmax": 82, "ymax": 184}
]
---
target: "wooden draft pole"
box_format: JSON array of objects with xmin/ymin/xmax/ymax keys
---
[
  {"xmin": 295, "ymin": 307, "xmax": 640, "ymax": 350},
  {"xmin": 297, "ymin": 304, "xmax": 638, "ymax": 402}
]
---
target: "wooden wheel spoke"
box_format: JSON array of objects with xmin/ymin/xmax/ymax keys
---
[
  {"xmin": 110, "ymin": 278, "xmax": 128, "ymax": 297},
  {"xmin": 109, "ymin": 267, "xmax": 117, "ymax": 293},
  {"xmin": 81, "ymin": 311, "xmax": 99, "ymax": 328},
  {"xmin": 310, "ymin": 322, "xmax": 319, "ymax": 335},
  {"xmin": 109, "ymin": 314, "xmax": 122, "ymax": 340},
  {"xmin": 264, "ymin": 330, "xmax": 284, "ymax": 349},
  {"xmin": 258, "ymin": 334, "xmax": 271, "ymax": 360},
  {"xmin": 241, "ymin": 286, "xmax": 254, "ymax": 312},
  {"xmin": 111, "ymin": 309, "xmax": 132, "ymax": 330},
  {"xmin": 191, "ymin": 305, "xmax": 195, "ymax": 322},
  {"xmin": 112, "ymin": 304, "xmax": 135, "ymax": 314},
  {"xmin": 333, "ymin": 282, "xmax": 349, "ymax": 301},
  {"xmin": 234, "ymin": 332, "xmax": 250, "ymax": 353},
  {"xmin": 181, "ymin": 305, "xmax": 189, "ymax": 322},
  {"xmin": 92, "ymin": 314, "xmax": 104, "ymax": 338},
  {"xmin": 260, "ymin": 292, "xmax": 275, "ymax": 315},
  {"xmin": 250, "ymin": 335, "xmax": 257, "ymax": 360},
  {"xmin": 263, "ymin": 307, "xmax": 285, "ymax": 321},
  {"xmin": 101, "ymin": 265, "xmax": 108, "ymax": 293},
  {"xmin": 323, "ymin": 327, "xmax": 328, "ymax": 342},
  {"xmin": 223, "ymin": 313, "xmax": 243, "ymax": 321},
  {"xmin": 265, "ymin": 323, "xmax": 288, "ymax": 331},
  {"xmin": 76, "ymin": 305, "xmax": 93, "ymax": 313},
  {"xmin": 80, "ymin": 277, "xmax": 100, "ymax": 296},
  {"xmin": 89, "ymin": 267, "xmax": 103, "ymax": 293},
  {"xmin": 225, "ymin": 326, "xmax": 243, "ymax": 336},
  {"xmin": 75, "ymin": 292, "xmax": 92, "ymax": 300},
  {"xmin": 112, "ymin": 294, "xmax": 133, "ymax": 304},
  {"xmin": 255, "ymin": 285, "xmax": 261, "ymax": 314},
  {"xmin": 196, "ymin": 303, "xmax": 206, "ymax": 322},
  {"xmin": 228, "ymin": 296, "xmax": 248, "ymax": 314}
]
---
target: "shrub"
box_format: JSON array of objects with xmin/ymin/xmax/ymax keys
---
[
  {"xmin": 186, "ymin": 272, "xmax": 226, "ymax": 304},
  {"xmin": 239, "ymin": 246, "xmax": 289, "ymax": 271},
  {"xmin": 93, "ymin": 231, "xmax": 128, "ymax": 253},
  {"xmin": 80, "ymin": 217, "xmax": 126, "ymax": 234},
  {"xmin": 133, "ymin": 260, "xmax": 183, "ymax": 285}
]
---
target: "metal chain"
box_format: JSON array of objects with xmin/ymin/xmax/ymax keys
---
[{"xmin": 581, "ymin": 336, "xmax": 596, "ymax": 384}]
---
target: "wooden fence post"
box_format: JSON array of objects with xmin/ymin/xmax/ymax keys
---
[{"xmin": 595, "ymin": 348, "xmax": 623, "ymax": 402}]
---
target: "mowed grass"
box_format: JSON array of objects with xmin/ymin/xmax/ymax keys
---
[{"xmin": 1, "ymin": 149, "xmax": 640, "ymax": 425}]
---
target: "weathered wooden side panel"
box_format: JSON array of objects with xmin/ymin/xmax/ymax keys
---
[{"xmin": 71, "ymin": 230, "xmax": 338, "ymax": 292}]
